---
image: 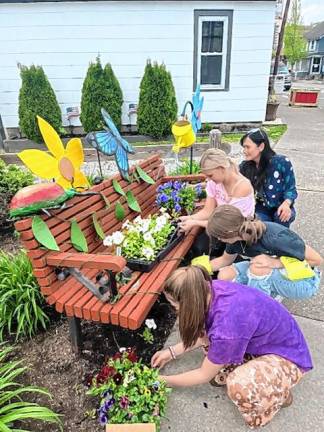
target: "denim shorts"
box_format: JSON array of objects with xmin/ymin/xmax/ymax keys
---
[{"xmin": 233, "ymin": 261, "xmax": 322, "ymax": 299}]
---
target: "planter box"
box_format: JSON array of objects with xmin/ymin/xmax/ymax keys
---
[
  {"xmin": 289, "ymin": 88, "xmax": 320, "ymax": 107},
  {"xmin": 106, "ymin": 423, "xmax": 156, "ymax": 432},
  {"xmin": 126, "ymin": 227, "xmax": 184, "ymax": 272}
]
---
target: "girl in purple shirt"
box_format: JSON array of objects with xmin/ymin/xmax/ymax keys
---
[{"xmin": 151, "ymin": 266, "xmax": 312, "ymax": 429}]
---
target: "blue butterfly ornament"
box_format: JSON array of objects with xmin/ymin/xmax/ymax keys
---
[{"xmin": 86, "ymin": 108, "xmax": 135, "ymax": 181}]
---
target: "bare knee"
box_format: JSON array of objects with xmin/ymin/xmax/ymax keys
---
[
  {"xmin": 218, "ymin": 265, "xmax": 237, "ymax": 281},
  {"xmin": 249, "ymin": 263, "xmax": 272, "ymax": 277}
]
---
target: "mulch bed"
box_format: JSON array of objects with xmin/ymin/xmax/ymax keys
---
[{"xmin": 1, "ymin": 230, "xmax": 176, "ymax": 431}]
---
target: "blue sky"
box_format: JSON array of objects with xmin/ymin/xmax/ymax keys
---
[{"xmin": 301, "ymin": 0, "xmax": 324, "ymax": 24}]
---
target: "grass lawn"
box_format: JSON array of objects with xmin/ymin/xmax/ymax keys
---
[{"xmin": 132, "ymin": 124, "xmax": 288, "ymax": 147}]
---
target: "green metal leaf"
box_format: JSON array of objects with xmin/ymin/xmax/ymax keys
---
[
  {"xmin": 132, "ymin": 170, "xmax": 141, "ymax": 183},
  {"xmin": 92, "ymin": 213, "xmax": 105, "ymax": 240},
  {"xmin": 99, "ymin": 192, "xmax": 110, "ymax": 209},
  {"xmin": 126, "ymin": 191, "xmax": 141, "ymax": 213},
  {"xmin": 136, "ymin": 166, "xmax": 155, "ymax": 184},
  {"xmin": 70, "ymin": 219, "xmax": 88, "ymax": 252},
  {"xmin": 31, "ymin": 216, "xmax": 60, "ymax": 251},
  {"xmin": 115, "ymin": 201, "xmax": 125, "ymax": 222},
  {"xmin": 112, "ymin": 179, "xmax": 126, "ymax": 196}
]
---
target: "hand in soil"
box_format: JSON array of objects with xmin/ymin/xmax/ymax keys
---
[{"xmin": 151, "ymin": 348, "xmax": 172, "ymax": 369}]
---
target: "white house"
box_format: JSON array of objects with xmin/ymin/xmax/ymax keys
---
[{"xmin": 0, "ymin": 0, "xmax": 276, "ymax": 133}]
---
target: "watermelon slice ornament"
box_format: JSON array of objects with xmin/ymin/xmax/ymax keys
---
[{"xmin": 9, "ymin": 183, "xmax": 75, "ymax": 218}]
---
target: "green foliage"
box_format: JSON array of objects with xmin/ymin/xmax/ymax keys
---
[
  {"xmin": 284, "ymin": 0, "xmax": 307, "ymax": 67},
  {"xmin": 0, "ymin": 251, "xmax": 50, "ymax": 341},
  {"xmin": 140, "ymin": 327, "xmax": 154, "ymax": 345},
  {"xmin": 0, "ymin": 344, "xmax": 61, "ymax": 431},
  {"xmin": 18, "ymin": 64, "xmax": 62, "ymax": 143},
  {"xmin": 169, "ymin": 158, "xmax": 201, "ymax": 176},
  {"xmin": 87, "ymin": 349, "xmax": 171, "ymax": 429},
  {"xmin": 0, "ymin": 160, "xmax": 34, "ymax": 197},
  {"xmin": 80, "ymin": 56, "xmax": 123, "ymax": 132},
  {"xmin": 137, "ymin": 61, "xmax": 178, "ymax": 139},
  {"xmin": 0, "ymin": 160, "xmax": 34, "ymax": 228}
]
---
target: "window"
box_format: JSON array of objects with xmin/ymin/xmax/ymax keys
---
[
  {"xmin": 309, "ymin": 40, "xmax": 317, "ymax": 51},
  {"xmin": 194, "ymin": 10, "xmax": 233, "ymax": 91}
]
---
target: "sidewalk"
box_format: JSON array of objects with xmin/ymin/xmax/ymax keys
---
[{"xmin": 160, "ymin": 83, "xmax": 324, "ymax": 431}]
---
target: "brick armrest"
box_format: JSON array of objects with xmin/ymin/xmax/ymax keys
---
[{"xmin": 46, "ymin": 252, "xmax": 126, "ymax": 272}]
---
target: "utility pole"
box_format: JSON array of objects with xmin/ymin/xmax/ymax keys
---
[{"xmin": 274, "ymin": 0, "xmax": 291, "ymax": 76}]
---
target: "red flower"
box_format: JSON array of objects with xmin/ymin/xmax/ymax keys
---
[
  {"xmin": 113, "ymin": 352, "xmax": 122, "ymax": 360},
  {"xmin": 127, "ymin": 350, "xmax": 138, "ymax": 363},
  {"xmin": 96, "ymin": 366, "xmax": 117, "ymax": 385},
  {"xmin": 85, "ymin": 374, "xmax": 94, "ymax": 388}
]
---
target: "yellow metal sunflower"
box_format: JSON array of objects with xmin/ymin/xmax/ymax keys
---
[{"xmin": 18, "ymin": 116, "xmax": 89, "ymax": 190}]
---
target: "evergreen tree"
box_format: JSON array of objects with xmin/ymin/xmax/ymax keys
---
[
  {"xmin": 80, "ymin": 56, "xmax": 123, "ymax": 132},
  {"xmin": 284, "ymin": 0, "xmax": 307, "ymax": 69},
  {"xmin": 18, "ymin": 65, "xmax": 62, "ymax": 143},
  {"xmin": 137, "ymin": 61, "xmax": 178, "ymax": 139}
]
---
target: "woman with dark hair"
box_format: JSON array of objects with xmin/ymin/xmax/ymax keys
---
[
  {"xmin": 151, "ymin": 266, "xmax": 312, "ymax": 429},
  {"xmin": 239, "ymin": 128, "xmax": 297, "ymax": 227}
]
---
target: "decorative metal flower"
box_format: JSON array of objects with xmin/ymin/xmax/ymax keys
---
[{"xmin": 18, "ymin": 116, "xmax": 89, "ymax": 190}]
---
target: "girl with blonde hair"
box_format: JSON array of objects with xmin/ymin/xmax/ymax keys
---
[
  {"xmin": 151, "ymin": 265, "xmax": 312, "ymax": 429},
  {"xmin": 179, "ymin": 148, "xmax": 255, "ymax": 257},
  {"xmin": 206, "ymin": 205, "xmax": 322, "ymax": 299}
]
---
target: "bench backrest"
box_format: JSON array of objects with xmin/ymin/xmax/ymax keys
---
[{"xmin": 15, "ymin": 155, "xmax": 165, "ymax": 297}]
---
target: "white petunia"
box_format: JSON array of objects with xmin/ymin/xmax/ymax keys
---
[
  {"xmin": 142, "ymin": 246, "xmax": 155, "ymax": 260},
  {"xmin": 103, "ymin": 235, "xmax": 113, "ymax": 247},
  {"xmin": 112, "ymin": 231, "xmax": 125, "ymax": 245},
  {"xmin": 122, "ymin": 220, "xmax": 132, "ymax": 229},
  {"xmin": 273, "ymin": 171, "xmax": 279, "ymax": 178},
  {"xmin": 143, "ymin": 232, "xmax": 154, "ymax": 243},
  {"xmin": 119, "ymin": 347, "xmax": 127, "ymax": 353},
  {"xmin": 145, "ymin": 319, "xmax": 157, "ymax": 330}
]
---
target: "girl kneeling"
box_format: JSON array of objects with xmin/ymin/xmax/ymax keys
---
[
  {"xmin": 207, "ymin": 205, "xmax": 322, "ymax": 299},
  {"xmin": 151, "ymin": 266, "xmax": 312, "ymax": 428}
]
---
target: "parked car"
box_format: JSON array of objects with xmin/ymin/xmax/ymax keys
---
[{"xmin": 270, "ymin": 62, "xmax": 292, "ymax": 91}]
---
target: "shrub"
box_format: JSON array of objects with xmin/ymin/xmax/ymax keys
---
[
  {"xmin": 0, "ymin": 251, "xmax": 49, "ymax": 341},
  {"xmin": 87, "ymin": 348, "xmax": 170, "ymax": 429},
  {"xmin": 137, "ymin": 61, "xmax": 178, "ymax": 138},
  {"xmin": 0, "ymin": 160, "xmax": 34, "ymax": 228},
  {"xmin": 168, "ymin": 158, "xmax": 201, "ymax": 176},
  {"xmin": 18, "ymin": 64, "xmax": 62, "ymax": 143},
  {"xmin": 0, "ymin": 344, "xmax": 61, "ymax": 431},
  {"xmin": 80, "ymin": 56, "xmax": 123, "ymax": 132}
]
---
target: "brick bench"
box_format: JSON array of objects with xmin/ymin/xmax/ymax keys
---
[{"xmin": 15, "ymin": 155, "xmax": 202, "ymax": 352}]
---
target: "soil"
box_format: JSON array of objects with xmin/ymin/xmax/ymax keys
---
[{"xmin": 15, "ymin": 295, "xmax": 176, "ymax": 432}]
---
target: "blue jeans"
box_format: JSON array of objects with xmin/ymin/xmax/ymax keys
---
[
  {"xmin": 256, "ymin": 202, "xmax": 296, "ymax": 228},
  {"xmin": 233, "ymin": 261, "xmax": 321, "ymax": 299}
]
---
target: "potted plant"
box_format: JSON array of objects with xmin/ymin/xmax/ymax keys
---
[
  {"xmin": 87, "ymin": 348, "xmax": 171, "ymax": 431},
  {"xmin": 265, "ymin": 88, "xmax": 280, "ymax": 121},
  {"xmin": 156, "ymin": 180, "xmax": 202, "ymax": 217},
  {"xmin": 103, "ymin": 210, "xmax": 183, "ymax": 272}
]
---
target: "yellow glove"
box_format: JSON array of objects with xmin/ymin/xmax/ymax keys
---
[
  {"xmin": 280, "ymin": 256, "xmax": 315, "ymax": 281},
  {"xmin": 191, "ymin": 255, "xmax": 213, "ymax": 275}
]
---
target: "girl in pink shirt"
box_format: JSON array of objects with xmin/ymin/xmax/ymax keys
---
[{"xmin": 179, "ymin": 148, "xmax": 255, "ymax": 257}]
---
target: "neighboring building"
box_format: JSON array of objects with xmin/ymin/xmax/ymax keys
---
[
  {"xmin": 295, "ymin": 21, "xmax": 324, "ymax": 78},
  {"xmin": 0, "ymin": 0, "xmax": 276, "ymax": 134}
]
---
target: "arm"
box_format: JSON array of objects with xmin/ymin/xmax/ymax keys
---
[
  {"xmin": 210, "ymin": 252, "xmax": 237, "ymax": 271},
  {"xmin": 277, "ymin": 159, "xmax": 297, "ymax": 222},
  {"xmin": 178, "ymin": 197, "xmax": 216, "ymax": 232},
  {"xmin": 160, "ymin": 356, "xmax": 223, "ymax": 387},
  {"xmin": 305, "ymin": 245, "xmax": 323, "ymax": 267}
]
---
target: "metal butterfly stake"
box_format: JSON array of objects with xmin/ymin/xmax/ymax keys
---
[{"xmin": 86, "ymin": 108, "xmax": 135, "ymax": 181}]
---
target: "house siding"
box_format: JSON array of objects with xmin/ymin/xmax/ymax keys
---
[{"xmin": 0, "ymin": 1, "xmax": 275, "ymax": 128}]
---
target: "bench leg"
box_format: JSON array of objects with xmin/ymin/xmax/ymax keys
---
[{"xmin": 68, "ymin": 317, "xmax": 83, "ymax": 354}]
